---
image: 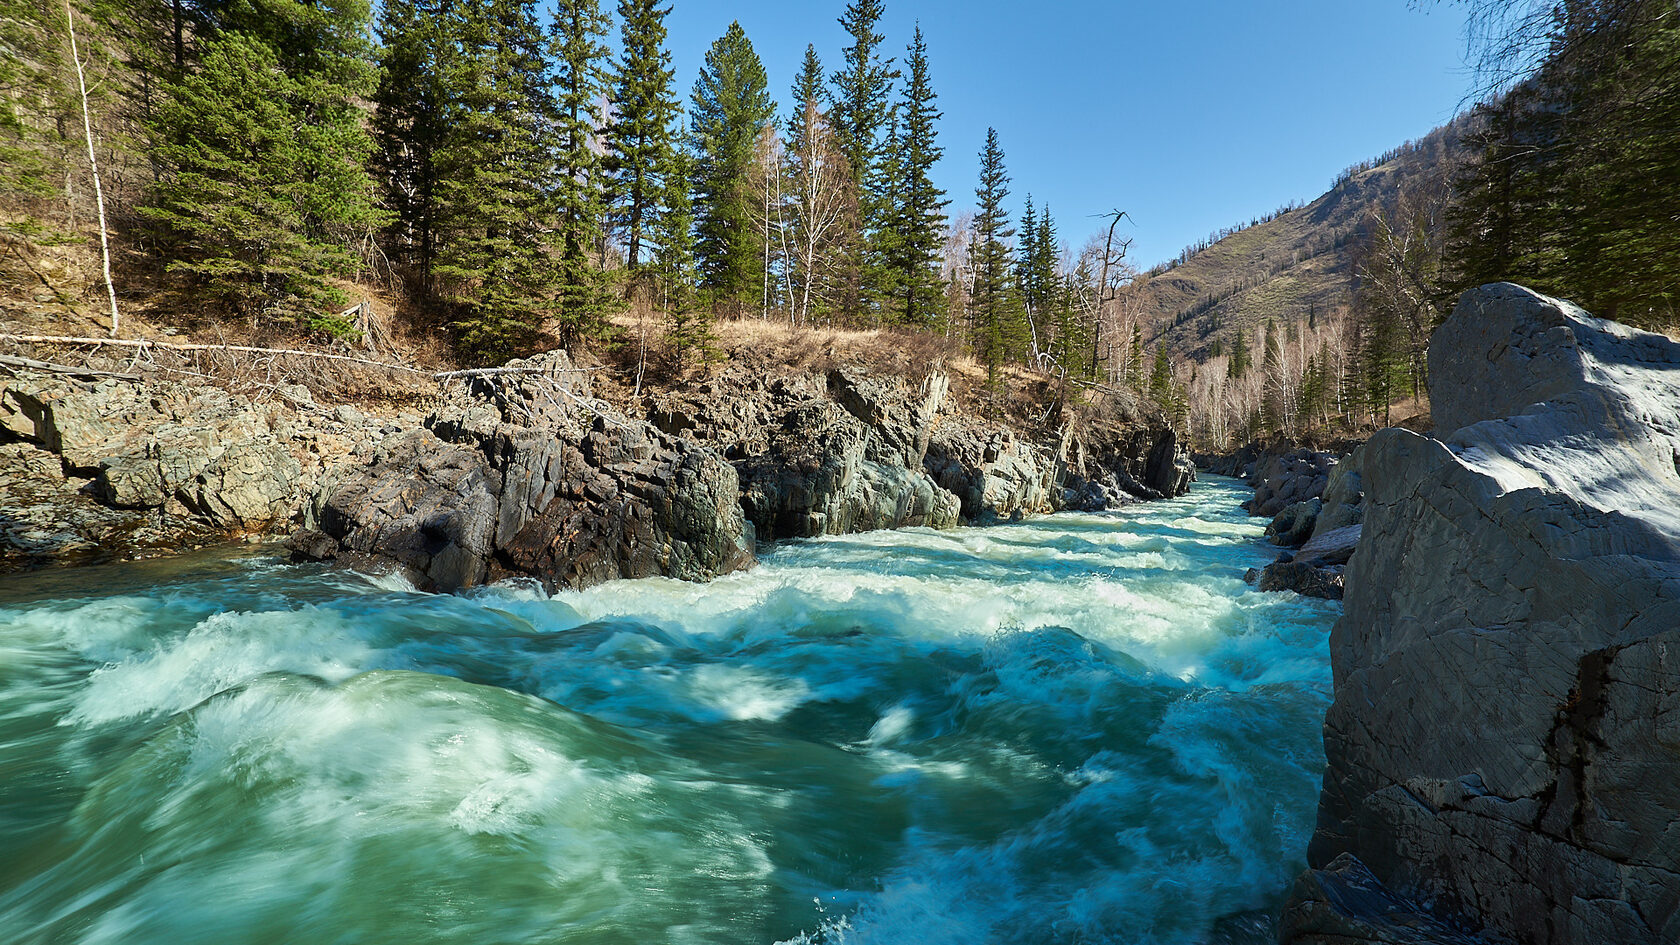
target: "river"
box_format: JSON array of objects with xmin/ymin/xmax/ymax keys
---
[{"xmin": 0, "ymin": 476, "xmax": 1337, "ymax": 945}]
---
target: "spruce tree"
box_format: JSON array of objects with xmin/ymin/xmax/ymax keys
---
[
  {"xmin": 372, "ymin": 0, "xmax": 450, "ymax": 294},
  {"xmin": 604, "ymin": 0, "xmax": 679, "ymax": 284},
  {"xmin": 689, "ymin": 22, "xmax": 774, "ymax": 314},
  {"xmin": 970, "ymin": 128, "xmax": 1024, "ymax": 386},
  {"xmin": 880, "ymin": 25, "xmax": 947, "ymax": 327},
  {"xmin": 550, "ymin": 0, "xmax": 620, "ymax": 348},
  {"xmin": 828, "ymin": 0, "xmax": 896, "ymax": 320},
  {"xmin": 146, "ymin": 0, "xmax": 384, "ymax": 333},
  {"xmin": 788, "ymin": 45, "xmax": 825, "ymax": 140},
  {"xmin": 428, "ymin": 0, "xmax": 558, "ymax": 360},
  {"xmin": 655, "ymin": 144, "xmax": 712, "ymax": 365},
  {"xmin": 0, "ymin": 0, "xmax": 66, "ymax": 218}
]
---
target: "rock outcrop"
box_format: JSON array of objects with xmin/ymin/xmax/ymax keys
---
[
  {"xmin": 3, "ymin": 345, "xmax": 1195, "ymax": 588},
  {"xmin": 1244, "ymin": 448, "xmax": 1336, "ymax": 517},
  {"xmin": 643, "ymin": 362, "xmax": 1193, "ymax": 539},
  {"xmin": 293, "ymin": 353, "xmax": 755, "ymax": 592},
  {"xmin": 1283, "ymin": 284, "xmax": 1680, "ymax": 944},
  {"xmin": 0, "ymin": 368, "xmax": 393, "ymax": 568}
]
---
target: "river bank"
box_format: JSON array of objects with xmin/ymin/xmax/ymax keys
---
[{"xmin": 0, "ymin": 335, "xmax": 1194, "ymax": 588}]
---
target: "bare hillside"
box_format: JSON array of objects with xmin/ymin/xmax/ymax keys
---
[{"xmin": 1132, "ymin": 116, "xmax": 1470, "ymax": 361}]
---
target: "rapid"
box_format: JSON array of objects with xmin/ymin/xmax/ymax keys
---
[{"xmin": 0, "ymin": 476, "xmax": 1338, "ymax": 945}]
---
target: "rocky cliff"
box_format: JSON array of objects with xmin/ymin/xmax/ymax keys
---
[
  {"xmin": 1, "ymin": 347, "xmax": 1193, "ymax": 591},
  {"xmin": 1282, "ymin": 284, "xmax": 1680, "ymax": 944}
]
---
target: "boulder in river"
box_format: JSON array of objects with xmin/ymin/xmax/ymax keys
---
[{"xmin": 1282, "ymin": 283, "xmax": 1680, "ymax": 945}]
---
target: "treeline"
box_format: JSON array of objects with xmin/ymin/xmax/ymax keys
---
[
  {"xmin": 0, "ymin": 0, "xmax": 1124, "ymax": 383},
  {"xmin": 1146, "ymin": 200, "xmax": 1305, "ymax": 277},
  {"xmin": 1444, "ymin": 0, "xmax": 1680, "ymax": 325}
]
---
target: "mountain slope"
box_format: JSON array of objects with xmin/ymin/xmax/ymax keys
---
[{"xmin": 1131, "ymin": 117, "xmax": 1470, "ymax": 362}]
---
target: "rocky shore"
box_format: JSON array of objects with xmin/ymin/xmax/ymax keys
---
[
  {"xmin": 0, "ymin": 349, "xmax": 1193, "ymax": 590},
  {"xmin": 1280, "ymin": 284, "xmax": 1680, "ymax": 944}
]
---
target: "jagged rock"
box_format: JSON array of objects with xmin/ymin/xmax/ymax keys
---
[
  {"xmin": 924, "ymin": 421, "xmax": 1058, "ymax": 524},
  {"xmin": 295, "ymin": 352, "xmax": 755, "ymax": 592},
  {"xmin": 1267, "ymin": 497, "xmax": 1323, "ymax": 546},
  {"xmin": 1144, "ymin": 425, "xmax": 1197, "ymax": 497},
  {"xmin": 1312, "ymin": 444, "xmax": 1367, "ymax": 539},
  {"xmin": 1285, "ymin": 284, "xmax": 1680, "ymax": 945},
  {"xmin": 1244, "ymin": 448, "xmax": 1336, "ymax": 517},
  {"xmin": 1252, "ymin": 559, "xmax": 1345, "ymax": 600},
  {"xmin": 0, "ymin": 368, "xmax": 374, "ymax": 569}
]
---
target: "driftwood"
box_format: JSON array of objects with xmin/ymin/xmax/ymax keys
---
[
  {"xmin": 2, "ymin": 333, "xmax": 432, "ymax": 375},
  {"xmin": 0, "ymin": 353, "xmax": 140, "ymax": 381}
]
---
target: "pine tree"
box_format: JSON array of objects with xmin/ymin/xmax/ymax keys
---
[
  {"xmin": 689, "ymin": 21, "xmax": 774, "ymax": 314},
  {"xmin": 604, "ymin": 0, "xmax": 679, "ymax": 285},
  {"xmin": 372, "ymin": 0, "xmax": 450, "ymax": 294},
  {"xmin": 970, "ymin": 128, "xmax": 1024, "ymax": 386},
  {"xmin": 828, "ymin": 0, "xmax": 896, "ymax": 320},
  {"xmin": 1227, "ymin": 326, "xmax": 1249, "ymax": 378},
  {"xmin": 550, "ymin": 0, "xmax": 620, "ymax": 348},
  {"xmin": 655, "ymin": 143, "xmax": 712, "ymax": 365},
  {"xmin": 428, "ymin": 0, "xmax": 558, "ymax": 360},
  {"xmin": 146, "ymin": 0, "xmax": 384, "ymax": 333},
  {"xmin": 1148, "ymin": 343, "xmax": 1173, "ymax": 407},
  {"xmin": 0, "ymin": 0, "xmax": 67, "ymax": 219}
]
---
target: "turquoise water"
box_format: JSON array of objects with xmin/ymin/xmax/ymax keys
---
[{"xmin": 0, "ymin": 476, "xmax": 1337, "ymax": 945}]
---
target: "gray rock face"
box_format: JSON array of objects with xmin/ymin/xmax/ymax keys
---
[
  {"xmin": 1245, "ymin": 448, "xmax": 1336, "ymax": 518},
  {"xmin": 0, "ymin": 368, "xmax": 388, "ymax": 568},
  {"xmin": 295, "ymin": 353, "xmax": 755, "ymax": 593},
  {"xmin": 1267, "ymin": 497, "xmax": 1323, "ymax": 546},
  {"xmin": 1284, "ymin": 284, "xmax": 1680, "ymax": 945},
  {"xmin": 647, "ymin": 363, "xmax": 1191, "ymax": 538}
]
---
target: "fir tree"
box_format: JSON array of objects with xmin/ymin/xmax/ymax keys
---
[
  {"xmin": 828, "ymin": 0, "xmax": 896, "ymax": 319},
  {"xmin": 787, "ymin": 45, "xmax": 825, "ymax": 141},
  {"xmin": 372, "ymin": 0, "xmax": 450, "ymax": 293},
  {"xmin": 550, "ymin": 0, "xmax": 620, "ymax": 348},
  {"xmin": 1227, "ymin": 326, "xmax": 1249, "ymax": 378},
  {"xmin": 0, "ymin": 0, "xmax": 66, "ymax": 217},
  {"xmin": 689, "ymin": 21, "xmax": 774, "ymax": 314},
  {"xmin": 655, "ymin": 143, "xmax": 712, "ymax": 365},
  {"xmin": 1148, "ymin": 344, "xmax": 1173, "ymax": 407},
  {"xmin": 146, "ymin": 0, "xmax": 384, "ymax": 333},
  {"xmin": 604, "ymin": 0, "xmax": 679, "ymax": 284},
  {"xmin": 969, "ymin": 128, "xmax": 1024, "ymax": 386},
  {"xmin": 428, "ymin": 0, "xmax": 558, "ymax": 360}
]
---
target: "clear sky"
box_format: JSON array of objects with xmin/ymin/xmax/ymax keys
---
[{"xmin": 658, "ymin": 0, "xmax": 1476, "ymax": 270}]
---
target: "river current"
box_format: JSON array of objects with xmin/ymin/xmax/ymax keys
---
[{"xmin": 0, "ymin": 476, "xmax": 1337, "ymax": 945}]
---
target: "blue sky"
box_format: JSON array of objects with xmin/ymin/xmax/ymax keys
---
[{"xmin": 658, "ymin": 1, "xmax": 1475, "ymax": 270}]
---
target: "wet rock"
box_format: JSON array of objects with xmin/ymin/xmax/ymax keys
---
[
  {"xmin": 1283, "ymin": 284, "xmax": 1680, "ymax": 944},
  {"xmin": 1244, "ymin": 448, "xmax": 1335, "ymax": 517},
  {"xmin": 1267, "ymin": 497, "xmax": 1322, "ymax": 546},
  {"xmin": 1282, "ymin": 854, "xmax": 1492, "ymax": 945},
  {"xmin": 295, "ymin": 352, "xmax": 755, "ymax": 592}
]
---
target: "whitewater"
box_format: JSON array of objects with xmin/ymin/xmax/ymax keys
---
[{"xmin": 0, "ymin": 476, "xmax": 1337, "ymax": 945}]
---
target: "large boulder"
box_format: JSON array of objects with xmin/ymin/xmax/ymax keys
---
[
  {"xmin": 1284, "ymin": 284, "xmax": 1680, "ymax": 944},
  {"xmin": 295, "ymin": 353, "xmax": 755, "ymax": 593}
]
